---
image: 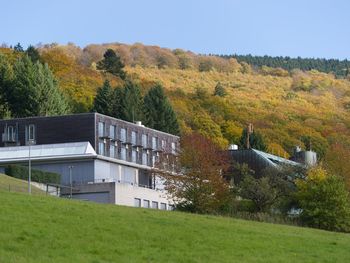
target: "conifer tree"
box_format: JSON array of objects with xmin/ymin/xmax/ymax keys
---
[
  {"xmin": 120, "ymin": 80, "xmax": 143, "ymax": 122},
  {"xmin": 13, "ymin": 43, "xmax": 24, "ymax": 52},
  {"xmin": 213, "ymin": 82, "xmax": 227, "ymax": 97},
  {"xmin": 97, "ymin": 49, "xmax": 126, "ymax": 80},
  {"xmin": 92, "ymin": 80, "xmax": 114, "ymax": 115},
  {"xmin": 143, "ymin": 83, "xmax": 179, "ymax": 135},
  {"xmin": 111, "ymin": 86, "xmax": 124, "ymax": 119},
  {"xmin": 26, "ymin": 45, "xmax": 40, "ymax": 63},
  {"xmin": 239, "ymin": 128, "xmax": 267, "ymax": 151}
]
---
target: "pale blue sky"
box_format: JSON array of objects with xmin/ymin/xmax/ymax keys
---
[{"xmin": 1, "ymin": 0, "xmax": 349, "ymax": 59}]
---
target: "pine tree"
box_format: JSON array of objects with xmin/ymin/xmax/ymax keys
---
[
  {"xmin": 239, "ymin": 128, "xmax": 267, "ymax": 151},
  {"xmin": 97, "ymin": 49, "xmax": 126, "ymax": 80},
  {"xmin": 143, "ymin": 84, "xmax": 179, "ymax": 135},
  {"xmin": 13, "ymin": 43, "xmax": 24, "ymax": 52},
  {"xmin": 92, "ymin": 80, "xmax": 114, "ymax": 116},
  {"xmin": 111, "ymin": 86, "xmax": 124, "ymax": 119},
  {"xmin": 26, "ymin": 45, "xmax": 40, "ymax": 63},
  {"xmin": 0, "ymin": 54, "xmax": 13, "ymax": 118},
  {"xmin": 120, "ymin": 80, "xmax": 143, "ymax": 122},
  {"xmin": 213, "ymin": 82, "xmax": 227, "ymax": 97}
]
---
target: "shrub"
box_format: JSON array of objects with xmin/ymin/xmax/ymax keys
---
[{"xmin": 5, "ymin": 164, "xmax": 60, "ymax": 184}]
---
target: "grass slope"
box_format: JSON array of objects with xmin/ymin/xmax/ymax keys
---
[
  {"xmin": 0, "ymin": 191, "xmax": 349, "ymax": 263},
  {"xmin": 0, "ymin": 174, "xmax": 45, "ymax": 195}
]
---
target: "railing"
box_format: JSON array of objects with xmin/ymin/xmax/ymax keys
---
[{"xmin": 70, "ymin": 178, "xmax": 158, "ymax": 190}]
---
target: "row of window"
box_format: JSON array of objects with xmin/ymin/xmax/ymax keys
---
[
  {"xmin": 98, "ymin": 122, "xmax": 176, "ymax": 153},
  {"xmin": 3, "ymin": 124, "xmax": 35, "ymax": 144},
  {"xmin": 134, "ymin": 198, "xmax": 173, "ymax": 210}
]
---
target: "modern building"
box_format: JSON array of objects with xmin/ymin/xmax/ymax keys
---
[{"xmin": 0, "ymin": 113, "xmax": 179, "ymax": 209}]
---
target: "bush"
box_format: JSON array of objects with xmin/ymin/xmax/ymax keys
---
[{"xmin": 5, "ymin": 165, "xmax": 60, "ymax": 184}]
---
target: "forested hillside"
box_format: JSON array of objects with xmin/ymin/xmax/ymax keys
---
[{"xmin": 1, "ymin": 42, "xmax": 350, "ymax": 168}]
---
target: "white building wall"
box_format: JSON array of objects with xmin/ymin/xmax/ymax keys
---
[{"xmin": 115, "ymin": 183, "xmax": 172, "ymax": 209}]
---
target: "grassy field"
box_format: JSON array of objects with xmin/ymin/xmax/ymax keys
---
[
  {"xmin": 0, "ymin": 191, "xmax": 349, "ymax": 263},
  {"xmin": 0, "ymin": 174, "xmax": 45, "ymax": 195}
]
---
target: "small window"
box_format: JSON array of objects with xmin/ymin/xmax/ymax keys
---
[
  {"xmin": 28, "ymin": 124, "xmax": 35, "ymax": 141},
  {"xmin": 152, "ymin": 137, "xmax": 157, "ymax": 149},
  {"xmin": 143, "ymin": 200, "xmax": 150, "ymax": 208},
  {"xmin": 142, "ymin": 151, "xmax": 147, "ymax": 165},
  {"xmin": 110, "ymin": 144, "xmax": 115, "ymax": 158},
  {"xmin": 120, "ymin": 128, "xmax": 126, "ymax": 142},
  {"xmin": 168, "ymin": 205, "xmax": 174, "ymax": 211},
  {"xmin": 132, "ymin": 149, "xmax": 137, "ymax": 163},
  {"xmin": 7, "ymin": 126, "xmax": 15, "ymax": 141},
  {"xmin": 171, "ymin": 142, "xmax": 176, "ymax": 154},
  {"xmin": 99, "ymin": 141, "xmax": 105, "ymax": 155},
  {"xmin": 152, "ymin": 201, "xmax": 158, "ymax": 209},
  {"xmin": 98, "ymin": 122, "xmax": 105, "ymax": 137},
  {"xmin": 160, "ymin": 203, "xmax": 167, "ymax": 210},
  {"xmin": 110, "ymin": 125, "xmax": 116, "ymax": 139},
  {"xmin": 162, "ymin": 140, "xmax": 166, "ymax": 149},
  {"xmin": 142, "ymin": 134, "xmax": 148, "ymax": 148},
  {"xmin": 120, "ymin": 147, "xmax": 126, "ymax": 161},
  {"xmin": 134, "ymin": 198, "xmax": 141, "ymax": 207},
  {"xmin": 131, "ymin": 131, "xmax": 137, "ymax": 144}
]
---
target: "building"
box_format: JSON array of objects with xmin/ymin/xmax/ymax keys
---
[{"xmin": 0, "ymin": 113, "xmax": 179, "ymax": 209}]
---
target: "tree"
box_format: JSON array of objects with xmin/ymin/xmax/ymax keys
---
[
  {"xmin": 97, "ymin": 49, "xmax": 126, "ymax": 80},
  {"xmin": 0, "ymin": 54, "xmax": 13, "ymax": 118},
  {"xmin": 239, "ymin": 127, "xmax": 267, "ymax": 151},
  {"xmin": 25, "ymin": 45, "xmax": 40, "ymax": 63},
  {"xmin": 120, "ymin": 80, "xmax": 143, "ymax": 122},
  {"xmin": 13, "ymin": 43, "xmax": 24, "ymax": 52},
  {"xmin": 92, "ymin": 80, "xmax": 114, "ymax": 115},
  {"xmin": 7, "ymin": 55, "xmax": 69, "ymax": 117},
  {"xmin": 143, "ymin": 84, "xmax": 180, "ymax": 135},
  {"xmin": 295, "ymin": 166, "xmax": 350, "ymax": 232},
  {"xmin": 111, "ymin": 86, "xmax": 124, "ymax": 119},
  {"xmin": 157, "ymin": 133, "xmax": 231, "ymax": 214},
  {"xmin": 213, "ymin": 82, "xmax": 227, "ymax": 97}
]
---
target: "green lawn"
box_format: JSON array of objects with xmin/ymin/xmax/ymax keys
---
[
  {"xmin": 0, "ymin": 174, "xmax": 45, "ymax": 195},
  {"xmin": 0, "ymin": 191, "xmax": 349, "ymax": 263}
]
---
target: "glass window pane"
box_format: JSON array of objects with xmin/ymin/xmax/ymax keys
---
[
  {"xmin": 98, "ymin": 122, "xmax": 105, "ymax": 137},
  {"xmin": 110, "ymin": 125, "xmax": 115, "ymax": 139},
  {"xmin": 120, "ymin": 128, "xmax": 126, "ymax": 142},
  {"xmin": 152, "ymin": 201, "xmax": 158, "ymax": 209},
  {"xmin": 143, "ymin": 200, "xmax": 150, "ymax": 208},
  {"xmin": 134, "ymin": 198, "xmax": 141, "ymax": 207}
]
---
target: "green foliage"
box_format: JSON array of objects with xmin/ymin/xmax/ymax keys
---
[
  {"xmin": 239, "ymin": 128, "xmax": 267, "ymax": 151},
  {"xmin": 7, "ymin": 56, "xmax": 69, "ymax": 117},
  {"xmin": 25, "ymin": 45, "xmax": 40, "ymax": 63},
  {"xmin": 5, "ymin": 164, "xmax": 60, "ymax": 184},
  {"xmin": 120, "ymin": 80, "xmax": 143, "ymax": 122},
  {"xmin": 143, "ymin": 84, "xmax": 179, "ymax": 135},
  {"xmin": 13, "ymin": 43, "xmax": 24, "ymax": 52},
  {"xmin": 97, "ymin": 49, "xmax": 126, "ymax": 80},
  {"xmin": 0, "ymin": 54, "xmax": 13, "ymax": 118},
  {"xmin": 296, "ymin": 167, "xmax": 350, "ymax": 232},
  {"xmin": 111, "ymin": 86, "xmax": 124, "ymax": 119},
  {"xmin": 92, "ymin": 80, "xmax": 114, "ymax": 115},
  {"xmin": 213, "ymin": 82, "xmax": 227, "ymax": 97}
]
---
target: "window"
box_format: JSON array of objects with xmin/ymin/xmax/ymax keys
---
[
  {"xmin": 7, "ymin": 126, "xmax": 15, "ymax": 141},
  {"xmin": 132, "ymin": 149, "xmax": 137, "ymax": 163},
  {"xmin": 141, "ymin": 134, "xmax": 148, "ymax": 148},
  {"xmin": 98, "ymin": 141, "xmax": 105, "ymax": 155},
  {"xmin": 168, "ymin": 205, "xmax": 174, "ymax": 211},
  {"xmin": 152, "ymin": 201, "xmax": 158, "ymax": 209},
  {"xmin": 171, "ymin": 142, "xmax": 176, "ymax": 154},
  {"xmin": 160, "ymin": 203, "xmax": 167, "ymax": 210},
  {"xmin": 110, "ymin": 125, "xmax": 116, "ymax": 139},
  {"xmin": 134, "ymin": 198, "xmax": 141, "ymax": 207},
  {"xmin": 131, "ymin": 131, "xmax": 137, "ymax": 144},
  {"xmin": 142, "ymin": 151, "xmax": 147, "ymax": 165},
  {"xmin": 161, "ymin": 140, "xmax": 166, "ymax": 149},
  {"xmin": 120, "ymin": 128, "xmax": 126, "ymax": 142},
  {"xmin": 98, "ymin": 122, "xmax": 105, "ymax": 137},
  {"xmin": 143, "ymin": 200, "xmax": 150, "ymax": 208},
  {"xmin": 152, "ymin": 155, "xmax": 156, "ymax": 167},
  {"xmin": 120, "ymin": 147, "xmax": 126, "ymax": 161},
  {"xmin": 110, "ymin": 144, "xmax": 115, "ymax": 158},
  {"xmin": 152, "ymin": 137, "xmax": 157, "ymax": 149}
]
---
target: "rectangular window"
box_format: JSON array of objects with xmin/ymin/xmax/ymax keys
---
[
  {"xmin": 28, "ymin": 124, "xmax": 35, "ymax": 141},
  {"xmin": 7, "ymin": 126, "xmax": 15, "ymax": 141},
  {"xmin": 110, "ymin": 125, "xmax": 116, "ymax": 139},
  {"xmin": 143, "ymin": 200, "xmax": 150, "ymax": 208},
  {"xmin": 120, "ymin": 128, "xmax": 126, "ymax": 142},
  {"xmin": 110, "ymin": 145, "xmax": 115, "ymax": 158},
  {"xmin": 152, "ymin": 137, "xmax": 157, "ymax": 149},
  {"xmin": 99, "ymin": 141, "xmax": 105, "ymax": 155},
  {"xmin": 121, "ymin": 147, "xmax": 126, "ymax": 161},
  {"xmin": 142, "ymin": 151, "xmax": 147, "ymax": 165},
  {"xmin": 168, "ymin": 205, "xmax": 174, "ymax": 211},
  {"xmin": 98, "ymin": 122, "xmax": 105, "ymax": 137},
  {"xmin": 152, "ymin": 201, "xmax": 158, "ymax": 209},
  {"xmin": 171, "ymin": 142, "xmax": 176, "ymax": 154},
  {"xmin": 134, "ymin": 198, "xmax": 141, "ymax": 207},
  {"xmin": 132, "ymin": 149, "xmax": 137, "ymax": 163},
  {"xmin": 142, "ymin": 134, "xmax": 148, "ymax": 148},
  {"xmin": 152, "ymin": 155, "xmax": 156, "ymax": 167},
  {"xmin": 161, "ymin": 140, "xmax": 166, "ymax": 149},
  {"xmin": 160, "ymin": 203, "xmax": 167, "ymax": 210},
  {"xmin": 131, "ymin": 131, "xmax": 137, "ymax": 144}
]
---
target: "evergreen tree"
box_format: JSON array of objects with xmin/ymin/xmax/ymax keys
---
[
  {"xmin": 8, "ymin": 55, "xmax": 69, "ymax": 117},
  {"xmin": 111, "ymin": 86, "xmax": 124, "ymax": 119},
  {"xmin": 213, "ymin": 82, "xmax": 227, "ymax": 97},
  {"xmin": 92, "ymin": 80, "xmax": 114, "ymax": 115},
  {"xmin": 143, "ymin": 84, "xmax": 179, "ymax": 135},
  {"xmin": 239, "ymin": 127, "xmax": 267, "ymax": 151},
  {"xmin": 13, "ymin": 43, "xmax": 24, "ymax": 52},
  {"xmin": 0, "ymin": 54, "xmax": 13, "ymax": 118},
  {"xmin": 25, "ymin": 45, "xmax": 40, "ymax": 63},
  {"xmin": 97, "ymin": 49, "xmax": 126, "ymax": 80},
  {"xmin": 120, "ymin": 80, "xmax": 143, "ymax": 122}
]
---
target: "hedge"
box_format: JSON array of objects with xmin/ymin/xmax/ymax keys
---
[{"xmin": 5, "ymin": 164, "xmax": 60, "ymax": 184}]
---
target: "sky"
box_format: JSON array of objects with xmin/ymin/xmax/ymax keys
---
[{"xmin": 1, "ymin": 0, "xmax": 349, "ymax": 59}]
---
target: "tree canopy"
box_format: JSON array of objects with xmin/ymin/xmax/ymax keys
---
[{"xmin": 97, "ymin": 49, "xmax": 126, "ymax": 80}]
